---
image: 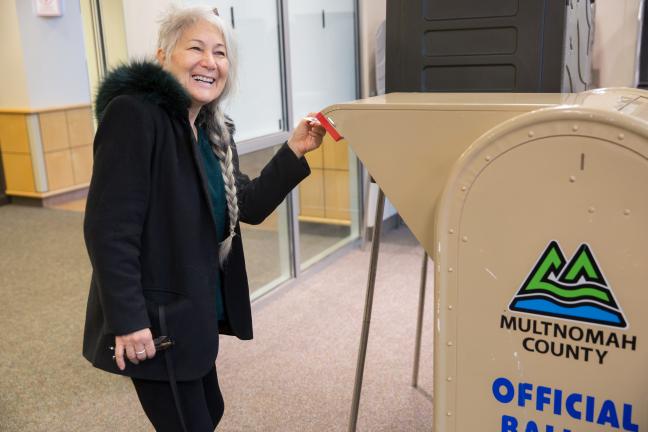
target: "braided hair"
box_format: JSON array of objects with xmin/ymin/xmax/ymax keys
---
[
  {"xmin": 201, "ymin": 106, "xmax": 239, "ymax": 265},
  {"xmin": 158, "ymin": 6, "xmax": 240, "ymax": 266}
]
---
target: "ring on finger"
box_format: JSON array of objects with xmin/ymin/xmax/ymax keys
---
[{"xmin": 135, "ymin": 350, "xmax": 146, "ymax": 355}]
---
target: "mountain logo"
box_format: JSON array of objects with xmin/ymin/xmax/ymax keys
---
[{"xmin": 509, "ymin": 241, "xmax": 627, "ymax": 328}]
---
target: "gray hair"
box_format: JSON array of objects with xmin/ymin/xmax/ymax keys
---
[{"xmin": 158, "ymin": 6, "xmax": 240, "ymax": 265}]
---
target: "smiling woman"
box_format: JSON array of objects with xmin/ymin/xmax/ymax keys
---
[{"xmin": 81, "ymin": 5, "xmax": 325, "ymax": 431}]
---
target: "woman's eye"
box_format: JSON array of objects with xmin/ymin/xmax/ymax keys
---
[
  {"xmin": 214, "ymin": 51, "xmax": 226, "ymax": 57},
  {"xmin": 190, "ymin": 46, "xmax": 202, "ymax": 52}
]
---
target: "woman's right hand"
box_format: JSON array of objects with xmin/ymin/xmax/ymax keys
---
[{"xmin": 114, "ymin": 328, "xmax": 156, "ymax": 370}]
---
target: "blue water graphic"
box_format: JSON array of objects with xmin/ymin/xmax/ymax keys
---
[{"xmin": 511, "ymin": 298, "xmax": 622, "ymax": 325}]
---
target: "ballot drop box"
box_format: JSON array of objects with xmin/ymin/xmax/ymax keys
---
[{"xmin": 323, "ymin": 89, "xmax": 648, "ymax": 432}]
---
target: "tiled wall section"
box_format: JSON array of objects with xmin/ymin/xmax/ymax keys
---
[
  {"xmin": 0, "ymin": 106, "xmax": 93, "ymax": 196},
  {"xmin": 0, "ymin": 114, "xmax": 35, "ymax": 193},
  {"xmin": 40, "ymin": 107, "xmax": 93, "ymax": 190}
]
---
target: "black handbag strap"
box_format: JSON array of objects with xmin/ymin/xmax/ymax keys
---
[{"xmin": 159, "ymin": 305, "xmax": 189, "ymax": 432}]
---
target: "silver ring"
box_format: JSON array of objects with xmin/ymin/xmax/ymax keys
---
[{"xmin": 135, "ymin": 350, "xmax": 146, "ymax": 355}]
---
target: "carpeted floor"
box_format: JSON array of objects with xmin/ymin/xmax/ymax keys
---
[{"xmin": 0, "ymin": 204, "xmax": 434, "ymax": 431}]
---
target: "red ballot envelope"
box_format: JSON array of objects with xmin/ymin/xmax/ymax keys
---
[{"xmin": 315, "ymin": 112, "xmax": 343, "ymax": 142}]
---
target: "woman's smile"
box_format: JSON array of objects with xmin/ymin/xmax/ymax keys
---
[{"xmin": 193, "ymin": 75, "xmax": 216, "ymax": 84}]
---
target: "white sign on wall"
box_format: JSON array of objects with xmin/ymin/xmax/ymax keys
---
[{"xmin": 34, "ymin": 0, "xmax": 63, "ymax": 17}]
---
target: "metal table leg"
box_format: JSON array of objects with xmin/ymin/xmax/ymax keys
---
[
  {"xmin": 412, "ymin": 252, "xmax": 428, "ymax": 388},
  {"xmin": 348, "ymin": 187, "xmax": 386, "ymax": 432}
]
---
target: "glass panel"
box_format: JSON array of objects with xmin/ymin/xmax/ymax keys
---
[
  {"xmin": 98, "ymin": 0, "xmax": 129, "ymax": 68},
  {"xmin": 183, "ymin": 0, "xmax": 285, "ymax": 143},
  {"xmin": 288, "ymin": 0, "xmax": 357, "ymax": 124},
  {"xmin": 80, "ymin": 0, "xmax": 129, "ymax": 121},
  {"xmin": 288, "ymin": 0, "xmax": 360, "ymax": 268},
  {"xmin": 237, "ymin": 145, "xmax": 292, "ymax": 294},
  {"xmin": 298, "ymin": 139, "xmax": 360, "ymax": 268},
  {"xmin": 79, "ymin": 0, "xmax": 101, "ymax": 110}
]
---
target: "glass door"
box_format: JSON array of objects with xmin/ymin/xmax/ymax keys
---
[
  {"xmin": 288, "ymin": 0, "xmax": 360, "ymax": 269},
  {"xmin": 80, "ymin": 0, "xmax": 130, "ymax": 104}
]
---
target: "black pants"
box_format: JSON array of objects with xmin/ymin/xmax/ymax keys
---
[{"xmin": 132, "ymin": 366, "xmax": 224, "ymax": 432}]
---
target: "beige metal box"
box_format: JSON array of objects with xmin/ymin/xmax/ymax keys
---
[{"xmin": 324, "ymin": 89, "xmax": 648, "ymax": 431}]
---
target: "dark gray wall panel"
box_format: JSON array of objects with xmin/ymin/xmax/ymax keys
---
[
  {"xmin": 422, "ymin": 64, "xmax": 516, "ymax": 91},
  {"xmin": 423, "ymin": 28, "xmax": 518, "ymax": 57},
  {"xmin": 423, "ymin": 0, "xmax": 519, "ymax": 21},
  {"xmin": 387, "ymin": 0, "xmax": 567, "ymax": 93}
]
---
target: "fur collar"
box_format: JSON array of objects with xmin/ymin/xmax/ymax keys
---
[
  {"xmin": 95, "ymin": 61, "xmax": 191, "ymax": 122},
  {"xmin": 95, "ymin": 61, "xmax": 236, "ymax": 136}
]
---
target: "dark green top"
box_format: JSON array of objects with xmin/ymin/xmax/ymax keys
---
[{"xmin": 197, "ymin": 127, "xmax": 227, "ymax": 322}]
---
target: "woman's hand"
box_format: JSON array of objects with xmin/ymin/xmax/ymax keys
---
[
  {"xmin": 287, "ymin": 112, "xmax": 327, "ymax": 158},
  {"xmin": 114, "ymin": 328, "xmax": 156, "ymax": 371}
]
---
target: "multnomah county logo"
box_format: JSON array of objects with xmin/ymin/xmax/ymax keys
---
[{"xmin": 508, "ymin": 241, "xmax": 628, "ymax": 328}]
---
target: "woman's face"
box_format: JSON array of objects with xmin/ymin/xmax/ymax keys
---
[{"xmin": 158, "ymin": 19, "xmax": 229, "ymax": 111}]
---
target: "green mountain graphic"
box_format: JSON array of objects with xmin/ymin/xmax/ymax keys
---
[{"xmin": 509, "ymin": 241, "xmax": 627, "ymax": 328}]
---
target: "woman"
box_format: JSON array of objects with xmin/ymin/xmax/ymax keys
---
[{"xmin": 82, "ymin": 6, "xmax": 325, "ymax": 431}]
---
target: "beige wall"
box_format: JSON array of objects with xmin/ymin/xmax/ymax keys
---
[
  {"xmin": 593, "ymin": 0, "xmax": 644, "ymax": 87},
  {"xmin": 14, "ymin": 0, "xmax": 90, "ymax": 108},
  {"xmin": 0, "ymin": 0, "xmax": 29, "ymax": 108},
  {"xmin": 358, "ymin": 0, "xmax": 386, "ymax": 98}
]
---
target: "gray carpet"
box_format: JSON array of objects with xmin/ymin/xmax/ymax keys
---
[{"xmin": 0, "ymin": 205, "xmax": 434, "ymax": 431}]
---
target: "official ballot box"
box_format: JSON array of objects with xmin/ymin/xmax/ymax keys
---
[{"xmin": 323, "ymin": 89, "xmax": 648, "ymax": 431}]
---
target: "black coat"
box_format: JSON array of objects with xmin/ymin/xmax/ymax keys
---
[{"xmin": 82, "ymin": 62, "xmax": 310, "ymax": 381}]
